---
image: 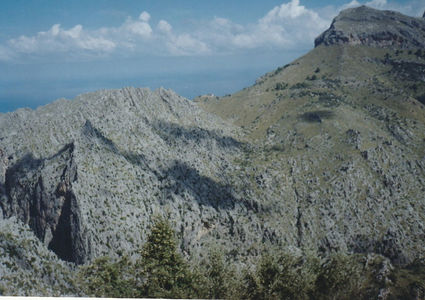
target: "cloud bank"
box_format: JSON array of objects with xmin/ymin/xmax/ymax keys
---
[{"xmin": 1, "ymin": 0, "xmax": 423, "ymax": 62}]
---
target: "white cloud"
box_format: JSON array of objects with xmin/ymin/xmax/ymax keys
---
[
  {"xmin": 155, "ymin": 20, "xmax": 210, "ymax": 55},
  {"xmin": 65, "ymin": 25, "xmax": 83, "ymax": 39},
  {"xmin": 158, "ymin": 20, "xmax": 172, "ymax": 34},
  {"xmin": 8, "ymin": 23, "xmax": 116, "ymax": 55},
  {"xmin": 139, "ymin": 11, "xmax": 151, "ymax": 22},
  {"xmin": 340, "ymin": 0, "xmax": 361, "ymax": 10},
  {"xmin": 124, "ymin": 20, "xmax": 152, "ymax": 38},
  {"xmin": 366, "ymin": 0, "xmax": 388, "ymax": 8},
  {"xmin": 257, "ymin": 0, "xmax": 329, "ymax": 46},
  {"xmin": 264, "ymin": 0, "xmax": 310, "ymax": 19},
  {"xmin": 196, "ymin": 0, "xmax": 329, "ymax": 51},
  {"xmin": 166, "ymin": 33, "xmax": 210, "ymax": 56},
  {"xmin": 77, "ymin": 35, "xmax": 116, "ymax": 51}
]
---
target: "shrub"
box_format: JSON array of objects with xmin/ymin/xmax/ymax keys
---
[
  {"xmin": 389, "ymin": 258, "xmax": 425, "ymax": 299},
  {"xmin": 275, "ymin": 82, "xmax": 288, "ymax": 90},
  {"xmin": 291, "ymin": 82, "xmax": 308, "ymax": 89},
  {"xmin": 314, "ymin": 253, "xmax": 367, "ymax": 299},
  {"xmin": 77, "ymin": 255, "xmax": 137, "ymax": 298},
  {"xmin": 241, "ymin": 251, "xmax": 319, "ymax": 300},
  {"xmin": 197, "ymin": 248, "xmax": 239, "ymax": 299}
]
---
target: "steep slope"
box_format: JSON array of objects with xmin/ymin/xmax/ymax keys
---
[{"xmin": 197, "ymin": 6, "xmax": 425, "ymax": 264}]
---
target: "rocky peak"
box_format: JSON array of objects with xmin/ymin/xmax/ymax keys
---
[{"xmin": 315, "ymin": 5, "xmax": 425, "ymax": 48}]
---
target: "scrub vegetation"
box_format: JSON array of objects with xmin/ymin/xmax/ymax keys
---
[{"xmin": 77, "ymin": 218, "xmax": 425, "ymax": 299}]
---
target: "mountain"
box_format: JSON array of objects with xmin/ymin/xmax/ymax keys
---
[
  {"xmin": 197, "ymin": 5, "xmax": 425, "ymax": 264},
  {"xmin": 315, "ymin": 6, "xmax": 425, "ymax": 48},
  {"xmin": 1, "ymin": 5, "xmax": 425, "ymax": 296}
]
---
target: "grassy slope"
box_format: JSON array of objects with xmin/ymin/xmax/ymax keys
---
[{"xmin": 197, "ymin": 45, "xmax": 425, "ymax": 142}]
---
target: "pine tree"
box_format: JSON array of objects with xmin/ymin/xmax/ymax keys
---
[{"xmin": 138, "ymin": 217, "xmax": 195, "ymax": 298}]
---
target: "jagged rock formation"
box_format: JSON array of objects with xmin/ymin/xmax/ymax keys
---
[
  {"xmin": 1, "ymin": 6, "xmax": 425, "ymax": 295},
  {"xmin": 0, "ymin": 87, "xmax": 249, "ymax": 267},
  {"xmin": 315, "ymin": 6, "xmax": 425, "ymax": 48}
]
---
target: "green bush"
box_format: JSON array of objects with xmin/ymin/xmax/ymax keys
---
[
  {"xmin": 197, "ymin": 248, "xmax": 240, "ymax": 299},
  {"xmin": 275, "ymin": 82, "xmax": 288, "ymax": 90},
  {"xmin": 239, "ymin": 251, "xmax": 319, "ymax": 300},
  {"xmin": 314, "ymin": 253, "xmax": 367, "ymax": 299},
  {"xmin": 389, "ymin": 259, "xmax": 425, "ymax": 299},
  {"xmin": 291, "ymin": 82, "xmax": 309, "ymax": 89},
  {"xmin": 77, "ymin": 255, "xmax": 137, "ymax": 297}
]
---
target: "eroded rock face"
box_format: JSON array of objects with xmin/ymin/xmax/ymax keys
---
[
  {"xmin": 315, "ymin": 6, "xmax": 425, "ymax": 48},
  {"xmin": 1, "ymin": 143, "xmax": 91, "ymax": 264}
]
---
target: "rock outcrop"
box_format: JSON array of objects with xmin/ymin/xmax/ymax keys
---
[
  {"xmin": 315, "ymin": 6, "xmax": 425, "ymax": 48},
  {"xmin": 1, "ymin": 143, "xmax": 90, "ymax": 264}
]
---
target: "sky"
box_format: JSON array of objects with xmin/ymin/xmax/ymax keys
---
[{"xmin": 0, "ymin": 0, "xmax": 424, "ymax": 112}]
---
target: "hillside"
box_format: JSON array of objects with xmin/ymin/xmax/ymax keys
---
[
  {"xmin": 197, "ymin": 5, "xmax": 425, "ymax": 264},
  {"xmin": 1, "ymin": 5, "xmax": 425, "ymax": 297}
]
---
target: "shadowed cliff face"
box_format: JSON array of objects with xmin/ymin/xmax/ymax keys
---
[
  {"xmin": 1, "ymin": 144, "xmax": 91, "ymax": 264},
  {"xmin": 152, "ymin": 120, "xmax": 244, "ymax": 150}
]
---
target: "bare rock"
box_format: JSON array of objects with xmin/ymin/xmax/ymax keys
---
[{"xmin": 315, "ymin": 6, "xmax": 425, "ymax": 48}]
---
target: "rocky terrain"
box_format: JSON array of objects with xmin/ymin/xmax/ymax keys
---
[
  {"xmin": 315, "ymin": 6, "xmax": 425, "ymax": 48},
  {"xmin": 198, "ymin": 6, "xmax": 425, "ymax": 264},
  {"xmin": 1, "ymin": 5, "xmax": 425, "ymax": 296}
]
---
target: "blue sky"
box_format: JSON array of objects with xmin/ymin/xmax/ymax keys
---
[{"xmin": 0, "ymin": 0, "xmax": 424, "ymax": 112}]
